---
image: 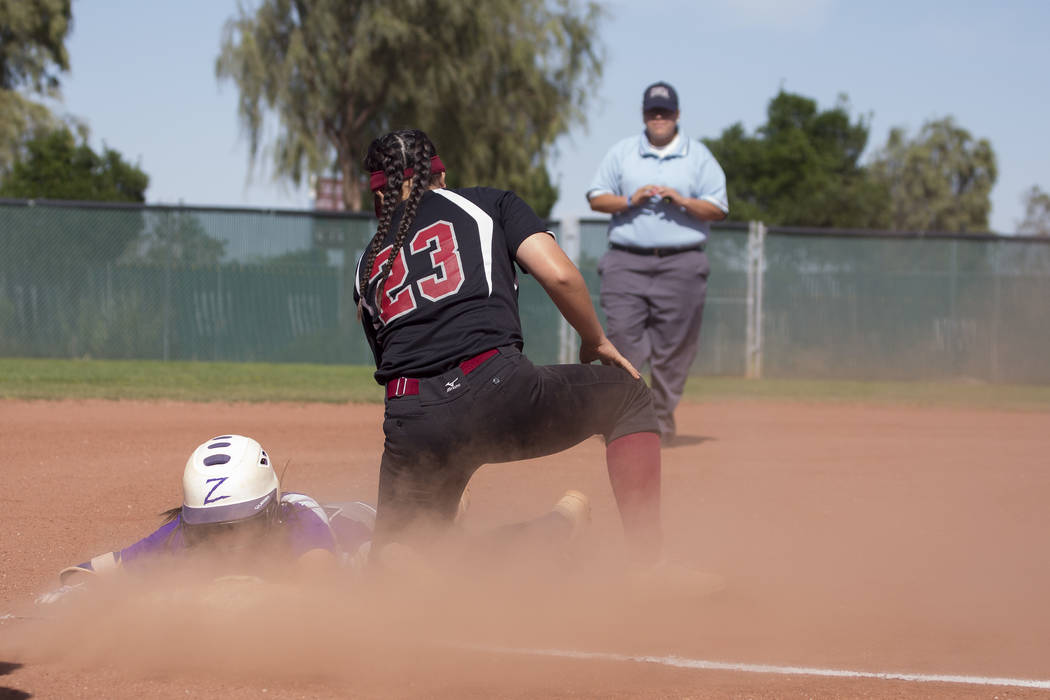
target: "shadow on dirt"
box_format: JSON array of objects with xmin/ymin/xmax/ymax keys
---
[
  {"xmin": 0, "ymin": 661, "xmax": 29, "ymax": 700},
  {"xmin": 663, "ymin": 434, "xmax": 714, "ymax": 448}
]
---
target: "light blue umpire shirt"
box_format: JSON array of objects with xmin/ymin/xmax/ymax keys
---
[{"xmin": 586, "ymin": 129, "xmax": 729, "ymax": 248}]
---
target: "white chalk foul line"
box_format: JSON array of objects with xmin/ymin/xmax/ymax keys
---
[
  {"xmin": 0, "ymin": 612, "xmax": 49, "ymax": 623},
  {"xmin": 473, "ymin": 646, "xmax": 1050, "ymax": 690}
]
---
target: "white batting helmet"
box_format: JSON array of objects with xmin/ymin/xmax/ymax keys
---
[{"xmin": 181, "ymin": 434, "xmax": 279, "ymax": 526}]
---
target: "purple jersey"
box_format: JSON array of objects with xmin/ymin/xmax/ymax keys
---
[{"xmin": 70, "ymin": 493, "xmax": 373, "ymax": 573}]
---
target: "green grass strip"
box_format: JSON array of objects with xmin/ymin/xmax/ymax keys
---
[
  {"xmin": 1, "ymin": 358, "xmax": 1048, "ymax": 410},
  {"xmin": 0, "ymin": 357, "xmax": 383, "ymax": 403},
  {"xmin": 684, "ymin": 376, "xmax": 1050, "ymax": 411}
]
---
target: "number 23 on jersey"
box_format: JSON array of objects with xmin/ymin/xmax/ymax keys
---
[{"xmin": 367, "ymin": 220, "xmax": 465, "ymax": 325}]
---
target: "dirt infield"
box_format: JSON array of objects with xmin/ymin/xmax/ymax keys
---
[{"xmin": 1, "ymin": 397, "xmax": 1048, "ymax": 698}]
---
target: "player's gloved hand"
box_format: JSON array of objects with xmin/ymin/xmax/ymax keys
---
[
  {"xmin": 580, "ymin": 336, "xmax": 640, "ymax": 379},
  {"xmin": 346, "ymin": 542, "xmax": 372, "ymax": 577}
]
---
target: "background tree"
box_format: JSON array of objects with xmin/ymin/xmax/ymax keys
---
[
  {"xmin": 0, "ymin": 88, "xmax": 61, "ymax": 174},
  {"xmin": 868, "ymin": 116, "xmax": 997, "ymax": 233},
  {"xmin": 1016, "ymin": 185, "xmax": 1050, "ymax": 236},
  {"xmin": 0, "ymin": 127, "xmax": 148, "ymax": 202},
  {"xmin": 0, "ymin": 0, "xmax": 72, "ymax": 172},
  {"xmin": 215, "ymin": 0, "xmax": 603, "ymax": 216},
  {"xmin": 0, "ymin": 0, "xmax": 71, "ymax": 92},
  {"xmin": 0, "ymin": 127, "xmax": 149, "ymax": 267},
  {"xmin": 703, "ymin": 91, "xmax": 886, "ymax": 228}
]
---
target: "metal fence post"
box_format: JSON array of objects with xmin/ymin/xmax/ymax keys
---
[
  {"xmin": 990, "ymin": 243, "xmax": 1001, "ymax": 382},
  {"xmin": 558, "ymin": 216, "xmax": 581, "ymax": 364},
  {"xmin": 745, "ymin": 221, "xmax": 766, "ymax": 378},
  {"xmin": 162, "ymin": 209, "xmax": 171, "ymax": 361},
  {"xmin": 215, "ymin": 262, "xmax": 222, "ymax": 361},
  {"xmin": 756, "ymin": 221, "xmax": 766, "ymax": 378},
  {"xmin": 745, "ymin": 221, "xmax": 755, "ymax": 378}
]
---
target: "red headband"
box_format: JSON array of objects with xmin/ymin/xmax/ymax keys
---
[{"xmin": 369, "ymin": 155, "xmax": 446, "ymax": 192}]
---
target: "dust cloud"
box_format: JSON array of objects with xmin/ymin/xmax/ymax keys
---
[{"xmin": 4, "ymin": 539, "xmax": 731, "ymax": 693}]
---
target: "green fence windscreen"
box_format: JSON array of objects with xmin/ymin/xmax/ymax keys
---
[
  {"xmin": 2, "ymin": 200, "xmax": 1048, "ymax": 383},
  {"xmin": 757, "ymin": 231, "xmax": 1050, "ymax": 382}
]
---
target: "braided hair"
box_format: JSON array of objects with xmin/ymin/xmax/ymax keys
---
[{"xmin": 360, "ymin": 129, "xmax": 441, "ymax": 313}]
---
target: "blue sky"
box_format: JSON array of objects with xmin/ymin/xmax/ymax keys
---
[{"xmin": 51, "ymin": 0, "xmax": 1049, "ymax": 233}]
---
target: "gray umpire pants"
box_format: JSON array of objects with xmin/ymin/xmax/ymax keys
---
[{"xmin": 598, "ymin": 247, "xmax": 709, "ymax": 440}]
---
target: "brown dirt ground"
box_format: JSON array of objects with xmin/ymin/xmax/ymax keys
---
[{"xmin": 1, "ymin": 397, "xmax": 1048, "ymax": 699}]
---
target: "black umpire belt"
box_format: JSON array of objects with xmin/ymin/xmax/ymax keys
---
[
  {"xmin": 610, "ymin": 241, "xmax": 705, "ymax": 257},
  {"xmin": 386, "ymin": 348, "xmax": 499, "ymax": 399}
]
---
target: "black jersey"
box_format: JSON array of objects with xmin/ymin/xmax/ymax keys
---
[{"xmin": 354, "ymin": 187, "xmax": 550, "ymax": 384}]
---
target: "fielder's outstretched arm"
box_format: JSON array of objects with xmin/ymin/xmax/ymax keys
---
[{"xmin": 515, "ymin": 232, "xmax": 640, "ymax": 379}]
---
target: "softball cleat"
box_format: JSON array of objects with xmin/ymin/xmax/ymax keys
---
[{"xmin": 552, "ymin": 489, "xmax": 591, "ymax": 541}]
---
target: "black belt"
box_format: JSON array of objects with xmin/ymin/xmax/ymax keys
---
[{"xmin": 610, "ymin": 242, "xmax": 704, "ymax": 257}]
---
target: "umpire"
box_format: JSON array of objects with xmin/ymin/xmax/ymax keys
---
[{"xmin": 586, "ymin": 81, "xmax": 729, "ymax": 446}]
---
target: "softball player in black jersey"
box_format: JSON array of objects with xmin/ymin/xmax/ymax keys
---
[{"xmin": 355, "ymin": 129, "xmax": 663, "ymax": 564}]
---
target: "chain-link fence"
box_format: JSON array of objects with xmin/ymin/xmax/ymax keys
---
[
  {"xmin": 751, "ymin": 226, "xmax": 1050, "ymax": 382},
  {"xmin": 2, "ymin": 199, "xmax": 1048, "ymax": 383}
]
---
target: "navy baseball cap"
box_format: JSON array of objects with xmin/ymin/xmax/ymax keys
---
[{"xmin": 643, "ymin": 82, "xmax": 678, "ymax": 112}]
